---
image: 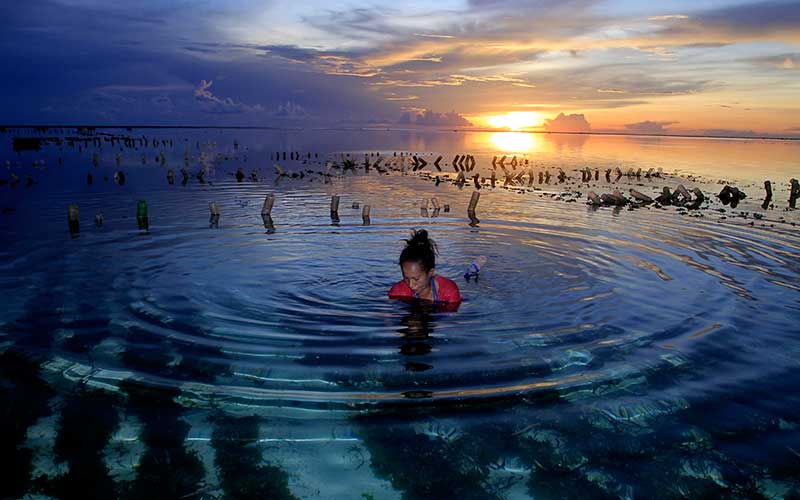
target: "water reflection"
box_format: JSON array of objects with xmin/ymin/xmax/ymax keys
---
[
  {"xmin": 261, "ymin": 214, "xmax": 275, "ymax": 233},
  {"xmin": 397, "ymin": 303, "xmax": 436, "ymax": 372},
  {"xmin": 547, "ymin": 131, "xmax": 590, "ymax": 150},
  {"xmin": 489, "ymin": 131, "xmax": 539, "ymax": 153}
]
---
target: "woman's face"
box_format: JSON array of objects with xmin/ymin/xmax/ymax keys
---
[{"xmin": 401, "ymin": 261, "xmax": 434, "ymax": 297}]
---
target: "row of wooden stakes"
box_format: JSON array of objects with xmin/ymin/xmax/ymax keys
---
[
  {"xmin": 587, "ymin": 179, "xmax": 800, "ymax": 210},
  {"xmin": 64, "ymin": 191, "xmax": 482, "ymax": 235},
  {"xmin": 587, "ymin": 185, "xmax": 706, "ymax": 209}
]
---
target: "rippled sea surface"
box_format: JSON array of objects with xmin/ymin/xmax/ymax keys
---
[{"xmin": 2, "ymin": 127, "xmax": 800, "ymax": 499}]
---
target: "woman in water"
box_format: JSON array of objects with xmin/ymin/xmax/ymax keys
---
[{"xmin": 389, "ymin": 229, "xmax": 462, "ymax": 305}]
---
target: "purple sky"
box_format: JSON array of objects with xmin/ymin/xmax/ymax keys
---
[{"xmin": 1, "ymin": 0, "xmax": 798, "ymax": 135}]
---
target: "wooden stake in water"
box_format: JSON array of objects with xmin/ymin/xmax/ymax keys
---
[
  {"xmin": 136, "ymin": 200, "xmax": 149, "ymax": 231},
  {"xmin": 467, "ymin": 190, "xmax": 480, "ymax": 213},
  {"xmin": 362, "ymin": 204, "xmax": 371, "ymax": 225},
  {"xmin": 762, "ymin": 181, "xmax": 773, "ymax": 210},
  {"xmin": 67, "ymin": 204, "xmax": 80, "ymax": 235},
  {"xmin": 261, "ymin": 214, "xmax": 275, "ymax": 233},
  {"xmin": 261, "ymin": 194, "xmax": 275, "ymax": 215},
  {"xmin": 330, "ymin": 195, "xmax": 340, "ymax": 215},
  {"xmin": 789, "ymin": 178, "xmax": 799, "ymax": 209}
]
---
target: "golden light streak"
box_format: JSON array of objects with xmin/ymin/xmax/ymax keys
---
[{"xmin": 489, "ymin": 132, "xmax": 538, "ymax": 152}]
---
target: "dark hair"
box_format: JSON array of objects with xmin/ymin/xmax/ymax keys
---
[{"xmin": 399, "ymin": 229, "xmax": 438, "ymax": 272}]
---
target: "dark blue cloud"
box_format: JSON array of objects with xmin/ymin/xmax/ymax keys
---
[
  {"xmin": 660, "ymin": 0, "xmax": 800, "ymax": 38},
  {"xmin": 0, "ymin": 0, "xmax": 402, "ymax": 125}
]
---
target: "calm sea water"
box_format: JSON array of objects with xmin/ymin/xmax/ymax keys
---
[{"xmin": 1, "ymin": 127, "xmax": 799, "ymax": 499}]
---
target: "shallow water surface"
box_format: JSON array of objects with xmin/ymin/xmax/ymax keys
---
[{"xmin": 1, "ymin": 127, "xmax": 799, "ymax": 499}]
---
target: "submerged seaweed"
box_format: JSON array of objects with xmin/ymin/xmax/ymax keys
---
[
  {"xmin": 34, "ymin": 388, "xmax": 121, "ymax": 500},
  {"xmin": 0, "ymin": 349, "xmax": 54, "ymax": 499},
  {"xmin": 118, "ymin": 380, "xmax": 206, "ymax": 500},
  {"xmin": 211, "ymin": 414, "xmax": 298, "ymax": 500}
]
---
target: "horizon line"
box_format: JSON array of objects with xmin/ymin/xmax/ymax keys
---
[{"xmin": 1, "ymin": 124, "xmax": 798, "ymax": 142}]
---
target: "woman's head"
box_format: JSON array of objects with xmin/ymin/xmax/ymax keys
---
[{"xmin": 399, "ymin": 229, "xmax": 438, "ymax": 296}]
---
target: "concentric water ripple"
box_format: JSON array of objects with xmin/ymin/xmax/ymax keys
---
[{"xmin": 3, "ymin": 158, "xmax": 799, "ymax": 410}]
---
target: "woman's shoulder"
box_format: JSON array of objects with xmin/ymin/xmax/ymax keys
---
[
  {"xmin": 435, "ymin": 275, "xmax": 462, "ymax": 302},
  {"xmin": 389, "ymin": 280, "xmax": 413, "ymax": 298}
]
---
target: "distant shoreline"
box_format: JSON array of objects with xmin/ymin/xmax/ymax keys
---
[{"xmin": 1, "ymin": 124, "xmax": 798, "ymax": 142}]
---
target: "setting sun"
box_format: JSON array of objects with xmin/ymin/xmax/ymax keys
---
[{"xmin": 486, "ymin": 112, "xmax": 544, "ymax": 131}]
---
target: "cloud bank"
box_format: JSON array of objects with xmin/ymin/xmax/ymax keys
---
[
  {"xmin": 398, "ymin": 110, "xmax": 473, "ymax": 127},
  {"xmin": 624, "ymin": 120, "xmax": 678, "ymax": 135},
  {"xmin": 543, "ymin": 113, "xmax": 591, "ymax": 133}
]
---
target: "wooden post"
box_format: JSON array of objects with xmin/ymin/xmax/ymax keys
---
[
  {"xmin": 261, "ymin": 195, "xmax": 275, "ymax": 215},
  {"xmin": 468, "ymin": 190, "xmax": 480, "ymax": 212},
  {"xmin": 790, "ymin": 178, "xmax": 799, "ymax": 209},
  {"xmin": 362, "ymin": 205, "xmax": 371, "ymax": 225},
  {"xmin": 67, "ymin": 204, "xmax": 79, "ymax": 235},
  {"xmin": 331, "ymin": 195, "xmax": 340, "ymax": 223}
]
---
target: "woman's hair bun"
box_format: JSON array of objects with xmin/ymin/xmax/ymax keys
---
[
  {"xmin": 408, "ymin": 229, "xmax": 429, "ymax": 246},
  {"xmin": 399, "ymin": 229, "xmax": 438, "ymax": 271}
]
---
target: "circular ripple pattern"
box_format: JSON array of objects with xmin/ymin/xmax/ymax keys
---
[{"xmin": 2, "ymin": 159, "xmax": 800, "ymax": 411}]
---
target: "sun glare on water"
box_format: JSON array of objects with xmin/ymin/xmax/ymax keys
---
[
  {"xmin": 487, "ymin": 112, "xmax": 543, "ymax": 131},
  {"xmin": 489, "ymin": 132, "xmax": 538, "ymax": 152}
]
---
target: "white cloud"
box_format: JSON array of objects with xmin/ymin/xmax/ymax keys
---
[{"xmin": 193, "ymin": 79, "xmax": 264, "ymax": 114}]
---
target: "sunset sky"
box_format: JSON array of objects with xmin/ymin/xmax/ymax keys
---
[{"xmin": 1, "ymin": 0, "xmax": 798, "ymax": 137}]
